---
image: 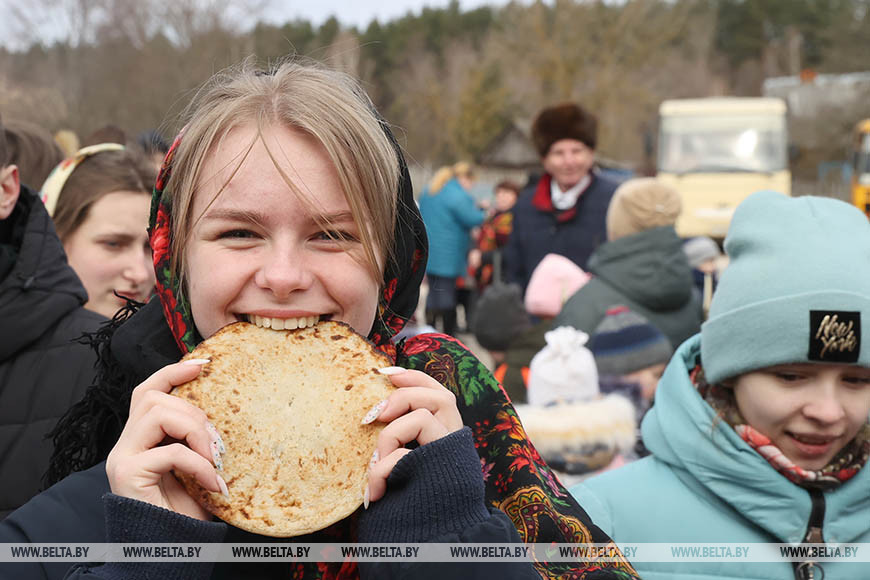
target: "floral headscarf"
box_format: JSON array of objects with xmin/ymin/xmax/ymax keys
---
[
  {"xmin": 148, "ymin": 121, "xmax": 426, "ymax": 358},
  {"xmin": 147, "ymin": 120, "xmax": 638, "ymax": 580}
]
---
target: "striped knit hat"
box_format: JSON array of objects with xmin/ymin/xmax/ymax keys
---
[{"xmin": 589, "ymin": 306, "xmax": 673, "ymax": 376}]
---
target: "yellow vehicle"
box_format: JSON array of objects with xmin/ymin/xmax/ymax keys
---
[
  {"xmin": 656, "ymin": 98, "xmax": 791, "ymax": 238},
  {"xmin": 852, "ymin": 119, "xmax": 870, "ymax": 217}
]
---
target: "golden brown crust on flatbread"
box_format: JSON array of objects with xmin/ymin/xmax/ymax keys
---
[{"xmin": 170, "ymin": 321, "xmax": 394, "ymax": 537}]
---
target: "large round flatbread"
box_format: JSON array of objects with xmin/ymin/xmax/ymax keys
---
[{"xmin": 170, "ymin": 320, "xmax": 395, "ymax": 537}]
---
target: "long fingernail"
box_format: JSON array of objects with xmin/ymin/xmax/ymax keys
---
[
  {"xmin": 361, "ymin": 399, "xmax": 388, "ymax": 425},
  {"xmin": 183, "ymin": 358, "xmax": 211, "ymax": 366},
  {"xmin": 377, "ymin": 366, "xmax": 406, "ymax": 376},
  {"xmin": 363, "ymin": 484, "xmax": 370, "ymax": 510},
  {"xmin": 206, "ymin": 422, "xmax": 226, "ymax": 454},
  {"xmin": 369, "ymin": 449, "xmax": 379, "ymax": 468},
  {"xmin": 216, "ymin": 474, "xmax": 229, "ymax": 498},
  {"xmin": 211, "ymin": 440, "xmax": 224, "ymax": 471}
]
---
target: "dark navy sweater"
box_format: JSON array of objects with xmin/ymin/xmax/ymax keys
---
[{"xmin": 0, "ymin": 429, "xmax": 538, "ymax": 580}]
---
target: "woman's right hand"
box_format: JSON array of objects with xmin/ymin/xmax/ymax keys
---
[{"xmin": 105, "ymin": 359, "xmax": 226, "ymax": 520}]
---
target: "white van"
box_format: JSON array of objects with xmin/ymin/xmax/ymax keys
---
[{"xmin": 656, "ymin": 97, "xmax": 791, "ymax": 238}]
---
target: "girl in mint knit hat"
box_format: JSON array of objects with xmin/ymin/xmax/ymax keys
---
[{"xmin": 572, "ymin": 190, "xmax": 870, "ymax": 580}]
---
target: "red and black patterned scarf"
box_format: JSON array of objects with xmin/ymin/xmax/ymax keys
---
[{"xmin": 148, "ymin": 124, "xmax": 638, "ymax": 580}]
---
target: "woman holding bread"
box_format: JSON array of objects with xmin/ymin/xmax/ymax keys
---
[{"xmin": 1, "ymin": 60, "xmax": 638, "ymax": 580}]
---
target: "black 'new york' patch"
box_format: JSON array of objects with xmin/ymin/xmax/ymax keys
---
[{"xmin": 808, "ymin": 310, "xmax": 861, "ymax": 363}]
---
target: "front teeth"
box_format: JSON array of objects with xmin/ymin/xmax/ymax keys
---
[{"xmin": 248, "ymin": 315, "xmax": 319, "ymax": 330}]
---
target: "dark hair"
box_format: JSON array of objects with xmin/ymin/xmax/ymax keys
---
[
  {"xmin": 3, "ymin": 119, "xmax": 63, "ymax": 189},
  {"xmin": 494, "ymin": 180, "xmax": 521, "ymax": 195},
  {"xmin": 81, "ymin": 124, "xmax": 127, "ymax": 148},
  {"xmin": 52, "ymin": 149, "xmax": 156, "ymax": 241},
  {"xmin": 136, "ymin": 129, "xmax": 169, "ymax": 155}
]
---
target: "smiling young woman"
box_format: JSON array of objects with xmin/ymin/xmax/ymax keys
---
[
  {"xmin": 733, "ymin": 364, "xmax": 870, "ymax": 471},
  {"xmin": 572, "ymin": 191, "xmax": 870, "ymax": 580},
  {"xmin": 1, "ymin": 59, "xmax": 640, "ymax": 580},
  {"xmin": 183, "ymin": 124, "xmax": 381, "ymax": 340}
]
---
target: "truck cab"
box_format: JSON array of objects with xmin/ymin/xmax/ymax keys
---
[
  {"xmin": 852, "ymin": 119, "xmax": 870, "ymax": 217},
  {"xmin": 656, "ymin": 97, "xmax": 791, "ymax": 238}
]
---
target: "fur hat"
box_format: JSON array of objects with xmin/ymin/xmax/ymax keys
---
[
  {"xmin": 524, "ymin": 254, "xmax": 591, "ymax": 318},
  {"xmin": 701, "ymin": 191, "xmax": 870, "ymax": 384},
  {"xmin": 606, "ymin": 178, "xmax": 682, "ymax": 241},
  {"xmin": 514, "ymin": 395, "xmax": 636, "ymax": 477},
  {"xmin": 531, "ymin": 102, "xmax": 597, "ymax": 157},
  {"xmin": 528, "ymin": 326, "xmax": 599, "ymax": 406},
  {"xmin": 589, "ymin": 306, "xmax": 673, "ymax": 376}
]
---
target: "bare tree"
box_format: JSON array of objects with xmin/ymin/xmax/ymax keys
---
[
  {"xmin": 388, "ymin": 36, "xmax": 511, "ymax": 167},
  {"xmin": 6, "ymin": 0, "xmax": 103, "ymax": 48},
  {"xmin": 7, "ymin": 0, "xmax": 268, "ymax": 49},
  {"xmin": 484, "ymin": 0, "xmax": 713, "ymax": 163},
  {"xmin": 2, "ymin": 0, "xmax": 267, "ymax": 140}
]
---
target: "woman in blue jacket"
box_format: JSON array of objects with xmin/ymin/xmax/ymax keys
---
[
  {"xmin": 572, "ymin": 191, "xmax": 870, "ymax": 580},
  {"xmin": 418, "ymin": 162, "xmax": 483, "ymax": 336}
]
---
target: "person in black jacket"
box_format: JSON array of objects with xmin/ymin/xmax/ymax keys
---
[
  {"xmin": 504, "ymin": 102, "xmax": 619, "ymax": 292},
  {"xmin": 0, "ymin": 114, "xmax": 104, "ymax": 519},
  {"xmin": 0, "ymin": 62, "xmax": 639, "ymax": 580}
]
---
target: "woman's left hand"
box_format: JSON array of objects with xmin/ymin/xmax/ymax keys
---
[{"xmin": 363, "ymin": 367, "xmax": 464, "ymax": 505}]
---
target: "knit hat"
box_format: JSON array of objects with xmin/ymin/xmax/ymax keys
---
[
  {"xmin": 528, "ymin": 326, "xmax": 599, "ymax": 406},
  {"xmin": 606, "ymin": 178, "xmax": 682, "ymax": 241},
  {"xmin": 471, "ymin": 283, "xmax": 531, "ymax": 351},
  {"xmin": 531, "ymin": 102, "xmax": 597, "ymax": 157},
  {"xmin": 524, "ymin": 253, "xmax": 591, "ymax": 318},
  {"xmin": 682, "ymin": 236, "xmax": 722, "ymax": 269},
  {"xmin": 589, "ymin": 306, "xmax": 673, "ymax": 376},
  {"xmin": 701, "ymin": 191, "xmax": 870, "ymax": 384}
]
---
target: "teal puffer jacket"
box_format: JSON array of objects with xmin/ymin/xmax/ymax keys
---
[{"xmin": 571, "ymin": 334, "xmax": 870, "ymax": 580}]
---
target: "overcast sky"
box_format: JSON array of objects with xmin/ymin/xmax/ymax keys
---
[
  {"xmin": 0, "ymin": 0, "xmax": 518, "ymax": 51},
  {"xmin": 262, "ymin": 0, "xmax": 511, "ymax": 28}
]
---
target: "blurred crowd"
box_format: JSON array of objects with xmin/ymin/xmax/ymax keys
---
[
  {"xmin": 1, "ymin": 80, "xmax": 868, "ymax": 580},
  {"xmin": 412, "ymin": 103, "xmax": 726, "ymax": 485}
]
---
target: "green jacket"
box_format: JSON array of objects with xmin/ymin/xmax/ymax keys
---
[{"xmin": 554, "ymin": 226, "xmax": 701, "ymax": 349}]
